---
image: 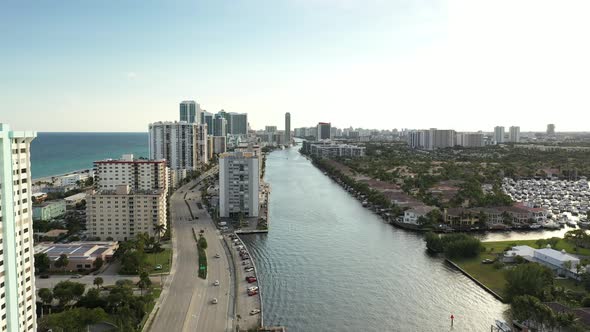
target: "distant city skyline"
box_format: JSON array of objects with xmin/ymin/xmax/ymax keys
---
[{"xmin": 2, "ymin": 1, "xmax": 590, "ymax": 132}]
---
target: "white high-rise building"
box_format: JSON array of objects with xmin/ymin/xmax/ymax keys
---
[
  {"xmin": 148, "ymin": 121, "xmax": 208, "ymax": 172},
  {"xmin": 509, "ymin": 126, "xmax": 521, "ymax": 143},
  {"xmin": 87, "ymin": 185, "xmax": 167, "ymax": 242},
  {"xmin": 0, "ymin": 124, "xmax": 37, "ymax": 332},
  {"xmin": 219, "ymin": 151, "xmax": 260, "ymax": 218},
  {"xmin": 87, "ymin": 155, "xmax": 169, "ymax": 242},
  {"xmin": 93, "ymin": 154, "xmax": 168, "ymax": 191},
  {"xmin": 494, "ymin": 126, "xmax": 505, "ymax": 144}
]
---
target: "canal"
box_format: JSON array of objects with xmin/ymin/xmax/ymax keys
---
[{"xmin": 241, "ymin": 146, "xmax": 561, "ymax": 331}]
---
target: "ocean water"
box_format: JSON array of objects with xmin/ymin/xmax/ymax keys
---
[{"xmin": 30, "ymin": 132, "xmax": 148, "ymax": 179}]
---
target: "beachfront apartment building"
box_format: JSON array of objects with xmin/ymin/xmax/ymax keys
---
[
  {"xmin": 219, "ymin": 151, "xmax": 260, "ymax": 218},
  {"xmin": 87, "ymin": 154, "xmax": 169, "ymax": 241},
  {"xmin": 0, "ymin": 123, "xmax": 37, "ymax": 332},
  {"xmin": 87, "ymin": 185, "xmax": 167, "ymax": 241},
  {"xmin": 93, "ymin": 154, "xmax": 168, "ymax": 192},
  {"xmin": 148, "ymin": 121, "xmax": 209, "ymax": 175}
]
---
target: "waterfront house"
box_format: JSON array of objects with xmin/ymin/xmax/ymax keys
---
[
  {"xmin": 402, "ymin": 206, "xmax": 437, "ymax": 225},
  {"xmin": 504, "ymin": 245, "xmax": 580, "ymax": 279},
  {"xmin": 444, "ymin": 208, "xmax": 480, "ymax": 227}
]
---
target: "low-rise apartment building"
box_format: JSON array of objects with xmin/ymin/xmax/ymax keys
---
[{"xmin": 32, "ymin": 200, "xmax": 66, "ymax": 221}]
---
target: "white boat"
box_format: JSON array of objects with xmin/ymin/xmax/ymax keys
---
[
  {"xmin": 495, "ymin": 319, "xmax": 512, "ymax": 332},
  {"xmin": 567, "ymin": 220, "xmax": 577, "ymax": 227},
  {"xmin": 543, "ymin": 220, "xmax": 560, "ymax": 229},
  {"xmin": 529, "ymin": 224, "xmax": 542, "ymax": 230}
]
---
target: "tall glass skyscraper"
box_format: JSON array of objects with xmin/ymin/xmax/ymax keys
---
[{"xmin": 179, "ymin": 100, "xmax": 201, "ymax": 123}]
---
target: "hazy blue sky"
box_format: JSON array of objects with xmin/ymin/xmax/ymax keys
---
[{"xmin": 1, "ymin": 0, "xmax": 589, "ymax": 132}]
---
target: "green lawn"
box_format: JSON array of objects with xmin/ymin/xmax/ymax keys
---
[
  {"xmin": 454, "ymin": 256, "xmax": 507, "ymax": 298},
  {"xmin": 453, "ymin": 238, "xmax": 589, "ymax": 301},
  {"xmin": 146, "ymin": 248, "xmax": 172, "ymax": 274}
]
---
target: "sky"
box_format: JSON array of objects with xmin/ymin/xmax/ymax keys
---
[{"xmin": 1, "ymin": 0, "xmax": 590, "ymax": 132}]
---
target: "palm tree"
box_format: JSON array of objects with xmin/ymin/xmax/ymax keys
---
[
  {"xmin": 153, "ymin": 224, "xmax": 166, "ymax": 243},
  {"xmin": 38, "ymin": 288, "xmax": 53, "ymax": 316},
  {"xmin": 93, "ymin": 277, "xmax": 104, "ymax": 289}
]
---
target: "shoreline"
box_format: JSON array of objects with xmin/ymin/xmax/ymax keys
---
[{"xmin": 33, "ymin": 168, "xmax": 92, "ymax": 183}]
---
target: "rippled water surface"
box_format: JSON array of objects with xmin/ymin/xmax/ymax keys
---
[{"xmin": 241, "ymin": 147, "xmax": 510, "ymax": 332}]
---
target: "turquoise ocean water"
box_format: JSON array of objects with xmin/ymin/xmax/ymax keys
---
[{"xmin": 31, "ymin": 132, "xmax": 149, "ymax": 179}]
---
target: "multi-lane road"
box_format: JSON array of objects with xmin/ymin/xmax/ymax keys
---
[{"xmin": 148, "ymin": 168, "xmax": 234, "ymax": 332}]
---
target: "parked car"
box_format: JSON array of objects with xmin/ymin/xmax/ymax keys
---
[
  {"xmin": 245, "ymin": 276, "xmax": 255, "ymax": 281},
  {"xmin": 250, "ymin": 309, "xmax": 261, "ymax": 315},
  {"xmin": 213, "ymin": 280, "xmax": 220, "ymax": 286},
  {"xmin": 214, "ymin": 254, "xmax": 221, "ymax": 258},
  {"xmin": 245, "ymin": 267, "xmax": 254, "ymax": 272},
  {"xmin": 39, "ymin": 274, "xmax": 50, "ymax": 279},
  {"xmin": 154, "ymin": 264, "xmax": 163, "ymax": 270},
  {"xmin": 71, "ymin": 274, "xmax": 83, "ymax": 279},
  {"xmin": 211, "ymin": 298, "xmax": 218, "ymax": 304},
  {"xmin": 247, "ymin": 277, "xmax": 257, "ymax": 283},
  {"xmin": 247, "ymin": 290, "xmax": 258, "ymax": 296}
]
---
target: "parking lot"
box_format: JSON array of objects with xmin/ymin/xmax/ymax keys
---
[{"xmin": 225, "ymin": 234, "xmax": 261, "ymax": 330}]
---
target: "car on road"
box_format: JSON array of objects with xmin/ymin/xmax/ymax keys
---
[
  {"xmin": 214, "ymin": 253, "xmax": 221, "ymax": 258},
  {"xmin": 247, "ymin": 277, "xmax": 257, "ymax": 283},
  {"xmin": 241, "ymin": 256, "xmax": 250, "ymax": 261},
  {"xmin": 211, "ymin": 298, "xmax": 218, "ymax": 304},
  {"xmin": 250, "ymin": 309, "xmax": 261, "ymax": 316},
  {"xmin": 154, "ymin": 264, "xmax": 163, "ymax": 270},
  {"xmin": 71, "ymin": 274, "xmax": 83, "ymax": 279},
  {"xmin": 248, "ymin": 286, "xmax": 258, "ymax": 292},
  {"xmin": 245, "ymin": 267, "xmax": 254, "ymax": 272},
  {"xmin": 213, "ymin": 280, "xmax": 220, "ymax": 286},
  {"xmin": 242, "ymin": 261, "xmax": 249, "ymax": 265},
  {"xmin": 39, "ymin": 274, "xmax": 50, "ymax": 279},
  {"xmin": 247, "ymin": 290, "xmax": 258, "ymax": 296}
]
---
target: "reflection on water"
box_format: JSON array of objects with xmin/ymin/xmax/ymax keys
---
[{"xmin": 242, "ymin": 147, "xmax": 510, "ymax": 332}]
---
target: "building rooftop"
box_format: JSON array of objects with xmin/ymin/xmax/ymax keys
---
[
  {"xmin": 536, "ymin": 247, "xmax": 579, "ymax": 263},
  {"xmin": 35, "ymin": 241, "xmax": 119, "ymax": 260},
  {"xmin": 34, "ymin": 200, "xmax": 65, "ymax": 207}
]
